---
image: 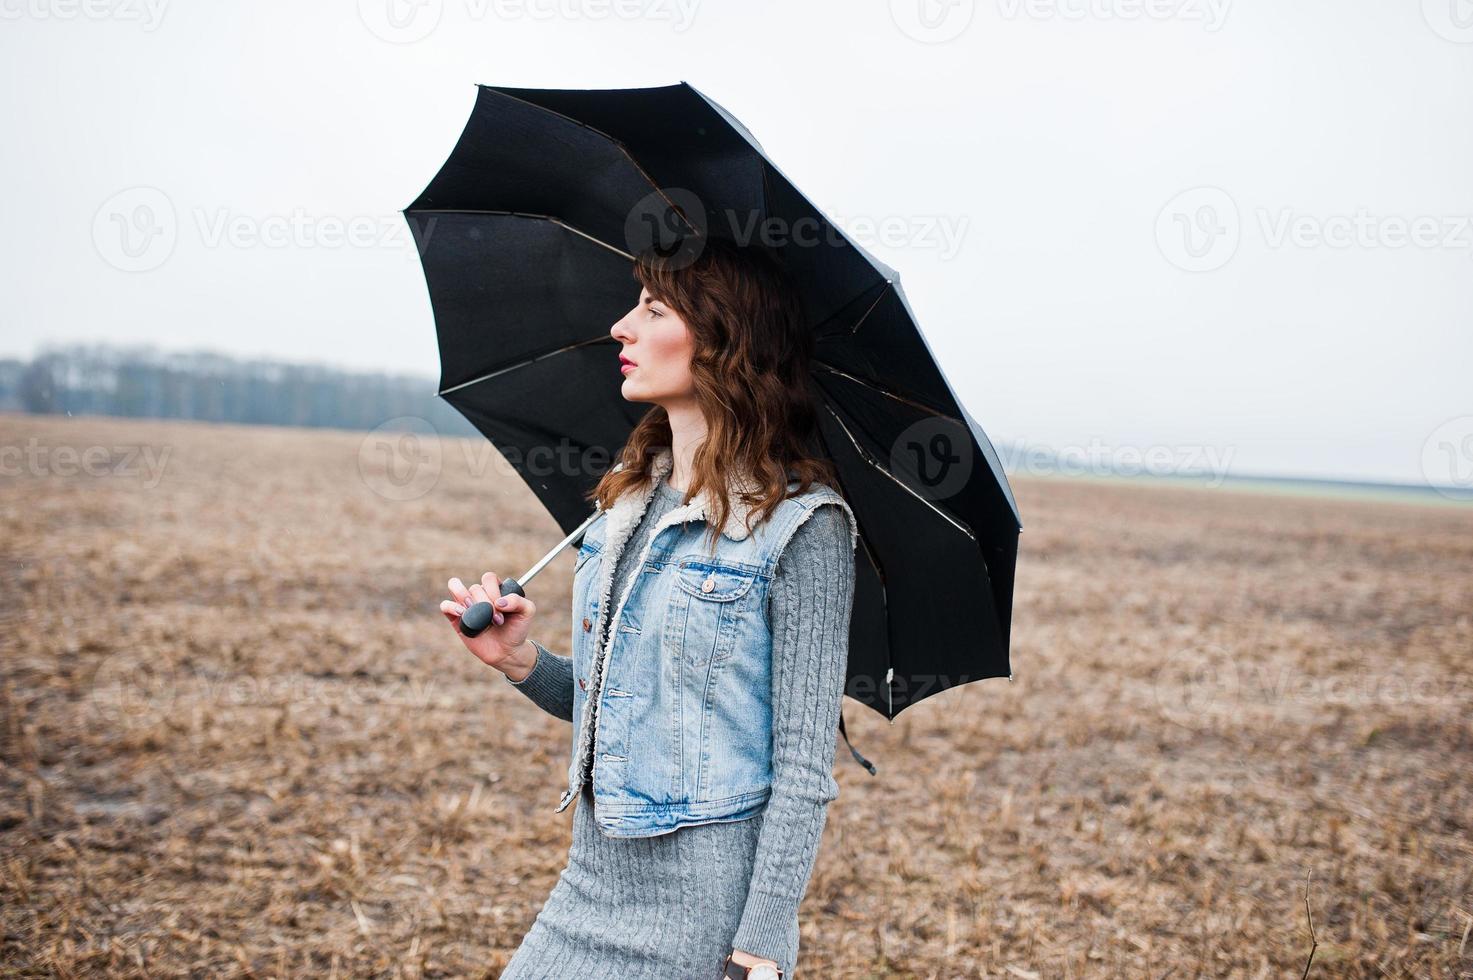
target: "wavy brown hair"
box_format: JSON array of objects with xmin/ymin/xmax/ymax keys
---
[{"xmin": 587, "ymin": 235, "xmax": 839, "ymax": 553}]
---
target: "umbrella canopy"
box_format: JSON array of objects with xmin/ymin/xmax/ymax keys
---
[{"xmin": 403, "ymin": 81, "xmax": 1022, "ymax": 723}]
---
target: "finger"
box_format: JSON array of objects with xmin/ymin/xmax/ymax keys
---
[
  {"xmin": 448, "ymin": 577, "xmax": 473, "ymax": 606},
  {"xmin": 470, "ymin": 580, "xmax": 504, "ymax": 626},
  {"xmin": 494, "ymin": 594, "xmax": 535, "ymax": 619},
  {"xmin": 481, "ymin": 571, "xmax": 504, "ymax": 604},
  {"xmin": 468, "ymin": 582, "xmax": 490, "ymax": 605},
  {"xmin": 440, "ymin": 600, "xmax": 463, "ymax": 627}
]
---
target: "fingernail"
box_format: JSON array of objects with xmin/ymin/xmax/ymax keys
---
[
  {"xmin": 495, "ymin": 597, "xmax": 508, "ymax": 608},
  {"xmin": 494, "ymin": 613, "xmax": 504, "ymax": 625}
]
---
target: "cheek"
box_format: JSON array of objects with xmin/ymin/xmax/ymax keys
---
[{"xmin": 652, "ymin": 325, "xmax": 694, "ymax": 381}]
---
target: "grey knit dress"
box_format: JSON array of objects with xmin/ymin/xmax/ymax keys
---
[{"xmin": 498, "ymin": 474, "xmax": 856, "ymax": 979}]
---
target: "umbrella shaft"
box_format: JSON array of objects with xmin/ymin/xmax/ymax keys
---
[{"xmin": 514, "ymin": 505, "xmax": 603, "ymax": 589}]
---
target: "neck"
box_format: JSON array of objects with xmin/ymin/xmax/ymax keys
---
[{"xmin": 662, "ymin": 397, "xmax": 707, "ymax": 494}]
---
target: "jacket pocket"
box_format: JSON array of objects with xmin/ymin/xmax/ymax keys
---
[{"xmin": 673, "ymin": 558, "xmax": 757, "ymax": 602}]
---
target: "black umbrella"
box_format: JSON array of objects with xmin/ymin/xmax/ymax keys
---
[{"xmin": 402, "ymin": 81, "xmax": 1023, "ymax": 757}]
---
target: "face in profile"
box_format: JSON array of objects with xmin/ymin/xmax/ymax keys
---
[{"xmin": 609, "ymin": 287, "xmax": 696, "ymax": 406}]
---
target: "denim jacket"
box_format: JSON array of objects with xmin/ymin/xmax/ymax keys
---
[{"xmin": 554, "ymin": 447, "xmax": 859, "ymax": 837}]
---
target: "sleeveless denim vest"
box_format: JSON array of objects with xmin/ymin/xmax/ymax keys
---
[{"xmin": 554, "ymin": 446, "xmax": 859, "ymax": 838}]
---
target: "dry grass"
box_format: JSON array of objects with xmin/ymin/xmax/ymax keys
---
[{"xmin": 2, "ymin": 413, "xmax": 1470, "ymax": 979}]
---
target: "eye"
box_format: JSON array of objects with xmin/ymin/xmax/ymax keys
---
[{"xmin": 650, "ymin": 307, "xmax": 663, "ymax": 318}]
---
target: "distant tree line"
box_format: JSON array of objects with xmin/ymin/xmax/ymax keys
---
[{"xmin": 0, "ymin": 343, "xmax": 478, "ymax": 436}]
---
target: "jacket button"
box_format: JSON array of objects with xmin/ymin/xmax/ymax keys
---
[
  {"xmin": 582, "ymin": 617, "xmax": 591, "ymax": 631},
  {"xmin": 701, "ymin": 575, "xmax": 716, "ymax": 593}
]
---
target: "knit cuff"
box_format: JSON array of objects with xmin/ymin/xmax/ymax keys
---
[
  {"xmin": 505, "ymin": 640, "xmax": 575, "ymax": 722},
  {"xmin": 731, "ymin": 887, "xmax": 800, "ymax": 967}
]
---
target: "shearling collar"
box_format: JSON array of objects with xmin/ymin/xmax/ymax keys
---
[{"xmin": 601, "ymin": 446, "xmax": 772, "ymax": 545}]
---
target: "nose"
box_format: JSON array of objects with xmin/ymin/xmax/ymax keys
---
[{"xmin": 610, "ymin": 309, "xmax": 634, "ymax": 344}]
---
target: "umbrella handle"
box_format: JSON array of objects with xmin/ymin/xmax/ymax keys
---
[{"xmin": 459, "ymin": 578, "xmax": 524, "ymax": 638}]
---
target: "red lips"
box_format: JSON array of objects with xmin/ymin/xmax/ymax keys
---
[{"xmin": 619, "ymin": 354, "xmax": 636, "ymax": 367}]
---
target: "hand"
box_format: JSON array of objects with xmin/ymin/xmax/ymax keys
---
[
  {"xmin": 440, "ymin": 572, "xmax": 538, "ymax": 676},
  {"xmin": 728, "ymin": 949, "xmax": 781, "ymax": 973}
]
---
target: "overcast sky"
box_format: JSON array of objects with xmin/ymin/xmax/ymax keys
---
[{"xmin": 2, "ymin": 0, "xmax": 1469, "ymax": 487}]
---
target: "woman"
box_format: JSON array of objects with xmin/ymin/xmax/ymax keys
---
[{"xmin": 439, "ymin": 236, "xmax": 859, "ymax": 979}]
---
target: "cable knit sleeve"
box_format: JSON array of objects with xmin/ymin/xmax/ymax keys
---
[
  {"xmin": 731, "ymin": 501, "xmax": 857, "ymax": 963},
  {"xmin": 504, "ymin": 639, "xmax": 575, "ymax": 723}
]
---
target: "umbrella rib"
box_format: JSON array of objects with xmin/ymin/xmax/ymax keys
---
[
  {"xmin": 820, "ymin": 402, "xmax": 977, "ymax": 543},
  {"xmin": 844, "ymin": 281, "xmax": 889, "ymax": 335},
  {"xmin": 407, "ymin": 209, "xmax": 637, "ymax": 261},
  {"xmin": 438, "ymin": 335, "xmax": 612, "ymax": 396},
  {"xmin": 814, "ymin": 416, "xmax": 897, "ymax": 724},
  {"xmin": 473, "ymin": 86, "xmax": 702, "ymax": 239},
  {"xmin": 810, "ymin": 279, "xmax": 889, "ymax": 338},
  {"xmin": 812, "ymin": 362, "xmax": 961, "ymax": 421}
]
